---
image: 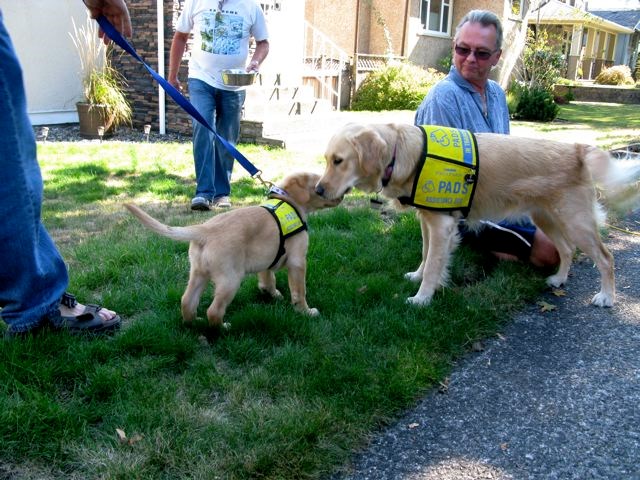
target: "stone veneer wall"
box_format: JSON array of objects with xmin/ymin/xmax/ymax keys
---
[
  {"xmin": 553, "ymin": 84, "xmax": 640, "ymax": 105},
  {"xmin": 110, "ymin": 0, "xmax": 192, "ymax": 135}
]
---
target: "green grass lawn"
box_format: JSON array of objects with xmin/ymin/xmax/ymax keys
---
[
  {"xmin": 511, "ymin": 102, "xmax": 639, "ymax": 149},
  {"xmin": 1, "ymin": 102, "xmax": 638, "ymax": 479}
]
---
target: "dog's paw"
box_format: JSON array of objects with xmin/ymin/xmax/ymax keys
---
[
  {"xmin": 305, "ymin": 308, "xmax": 320, "ymax": 317},
  {"xmin": 260, "ymin": 287, "xmax": 283, "ymax": 299},
  {"xmin": 406, "ymin": 295, "xmax": 431, "ymax": 307},
  {"xmin": 404, "ymin": 271, "xmax": 422, "ymax": 283},
  {"xmin": 591, "ymin": 292, "xmax": 614, "ymax": 307},
  {"xmin": 545, "ymin": 274, "xmax": 567, "ymax": 288}
]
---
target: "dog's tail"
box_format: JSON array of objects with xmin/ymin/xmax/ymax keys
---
[
  {"xmin": 124, "ymin": 203, "xmax": 198, "ymax": 242},
  {"xmin": 583, "ymin": 145, "xmax": 640, "ymax": 215}
]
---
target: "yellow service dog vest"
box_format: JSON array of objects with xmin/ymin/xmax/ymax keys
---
[
  {"xmin": 261, "ymin": 198, "xmax": 307, "ymax": 268},
  {"xmin": 398, "ymin": 125, "xmax": 479, "ymax": 215}
]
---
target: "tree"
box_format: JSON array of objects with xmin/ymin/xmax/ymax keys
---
[{"xmin": 496, "ymin": 0, "xmax": 549, "ymax": 89}]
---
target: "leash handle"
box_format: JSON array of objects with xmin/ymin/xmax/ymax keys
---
[{"xmin": 96, "ymin": 15, "xmax": 261, "ymax": 178}]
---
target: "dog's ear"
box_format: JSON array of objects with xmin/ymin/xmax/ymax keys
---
[
  {"xmin": 287, "ymin": 174, "xmax": 311, "ymax": 204},
  {"xmin": 348, "ymin": 127, "xmax": 387, "ymax": 176}
]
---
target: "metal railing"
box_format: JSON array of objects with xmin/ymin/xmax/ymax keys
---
[{"xmin": 301, "ymin": 20, "xmax": 351, "ymax": 111}]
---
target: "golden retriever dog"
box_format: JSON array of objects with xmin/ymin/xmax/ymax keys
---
[
  {"xmin": 315, "ymin": 123, "xmax": 640, "ymax": 307},
  {"xmin": 125, "ymin": 172, "xmax": 342, "ymax": 327}
]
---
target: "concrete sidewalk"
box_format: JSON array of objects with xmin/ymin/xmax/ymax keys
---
[{"xmin": 333, "ymin": 212, "xmax": 640, "ymax": 479}]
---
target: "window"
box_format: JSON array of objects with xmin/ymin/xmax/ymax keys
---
[{"xmin": 420, "ymin": 0, "xmax": 451, "ymax": 36}]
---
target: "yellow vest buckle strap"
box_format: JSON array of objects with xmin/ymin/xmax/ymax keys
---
[{"xmin": 398, "ymin": 125, "xmax": 479, "ymax": 216}]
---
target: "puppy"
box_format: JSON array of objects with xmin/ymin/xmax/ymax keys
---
[
  {"xmin": 315, "ymin": 123, "xmax": 640, "ymax": 307},
  {"xmin": 125, "ymin": 172, "xmax": 342, "ymax": 327}
]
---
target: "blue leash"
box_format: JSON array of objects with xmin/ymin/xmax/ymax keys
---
[{"xmin": 96, "ymin": 15, "xmax": 268, "ymax": 184}]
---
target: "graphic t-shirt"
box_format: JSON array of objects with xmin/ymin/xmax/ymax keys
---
[{"xmin": 176, "ymin": 0, "xmax": 268, "ymax": 90}]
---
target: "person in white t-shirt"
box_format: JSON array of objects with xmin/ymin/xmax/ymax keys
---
[{"xmin": 169, "ymin": 0, "xmax": 269, "ymax": 210}]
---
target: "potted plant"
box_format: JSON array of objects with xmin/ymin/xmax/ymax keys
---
[{"xmin": 70, "ymin": 13, "xmax": 131, "ymax": 138}]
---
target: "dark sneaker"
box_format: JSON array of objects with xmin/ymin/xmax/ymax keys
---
[{"xmin": 191, "ymin": 196, "xmax": 212, "ymax": 211}]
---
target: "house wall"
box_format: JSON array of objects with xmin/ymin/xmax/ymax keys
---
[
  {"xmin": 305, "ymin": 0, "xmax": 358, "ymax": 55},
  {"xmin": 0, "ymin": 0, "xmax": 88, "ymax": 125},
  {"xmin": 366, "ymin": 0, "xmax": 409, "ymax": 55}
]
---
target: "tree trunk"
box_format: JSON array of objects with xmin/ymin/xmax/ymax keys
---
[{"xmin": 494, "ymin": 1, "xmax": 540, "ymax": 90}]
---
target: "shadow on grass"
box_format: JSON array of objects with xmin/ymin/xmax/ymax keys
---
[{"xmin": 44, "ymin": 164, "xmax": 268, "ymax": 206}]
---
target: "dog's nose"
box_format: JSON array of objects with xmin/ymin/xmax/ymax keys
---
[{"xmin": 315, "ymin": 184, "xmax": 325, "ymax": 197}]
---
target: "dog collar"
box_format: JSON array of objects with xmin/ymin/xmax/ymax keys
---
[
  {"xmin": 268, "ymin": 185, "xmax": 289, "ymax": 197},
  {"xmin": 381, "ymin": 144, "xmax": 397, "ymax": 187}
]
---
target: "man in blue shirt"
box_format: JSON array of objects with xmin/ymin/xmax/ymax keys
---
[{"xmin": 415, "ymin": 9, "xmax": 559, "ymax": 268}]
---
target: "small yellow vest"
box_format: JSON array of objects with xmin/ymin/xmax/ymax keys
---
[
  {"xmin": 399, "ymin": 125, "xmax": 479, "ymax": 215},
  {"xmin": 261, "ymin": 198, "xmax": 307, "ymax": 268}
]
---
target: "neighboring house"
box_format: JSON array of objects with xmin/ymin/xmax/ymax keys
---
[
  {"xmin": 304, "ymin": 0, "xmax": 523, "ymax": 90},
  {"xmin": 587, "ymin": 8, "xmax": 640, "ymax": 76},
  {"xmin": 528, "ymin": 0, "xmax": 635, "ymax": 80}
]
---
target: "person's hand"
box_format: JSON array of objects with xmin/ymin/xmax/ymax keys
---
[
  {"xmin": 246, "ymin": 60, "xmax": 260, "ymax": 73},
  {"xmin": 83, "ymin": 0, "xmax": 132, "ymax": 44},
  {"xmin": 169, "ymin": 78, "xmax": 183, "ymax": 92}
]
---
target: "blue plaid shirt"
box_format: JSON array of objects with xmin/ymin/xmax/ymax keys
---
[{"xmin": 414, "ymin": 66, "xmax": 510, "ymax": 134}]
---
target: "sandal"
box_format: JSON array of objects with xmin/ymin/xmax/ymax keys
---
[{"xmin": 54, "ymin": 292, "xmax": 121, "ymax": 334}]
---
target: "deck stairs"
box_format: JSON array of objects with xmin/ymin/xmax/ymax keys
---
[{"xmin": 240, "ymin": 21, "xmax": 350, "ymax": 148}]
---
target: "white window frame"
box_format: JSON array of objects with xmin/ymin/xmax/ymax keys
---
[{"xmin": 419, "ymin": 0, "xmax": 453, "ymax": 37}]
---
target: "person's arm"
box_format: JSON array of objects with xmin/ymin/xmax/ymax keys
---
[
  {"xmin": 83, "ymin": 0, "xmax": 132, "ymax": 44},
  {"xmin": 168, "ymin": 31, "xmax": 190, "ymax": 90},
  {"xmin": 246, "ymin": 39, "xmax": 269, "ymax": 73}
]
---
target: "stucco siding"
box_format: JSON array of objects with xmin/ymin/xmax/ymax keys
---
[{"xmin": 0, "ymin": 0, "xmax": 87, "ymax": 125}]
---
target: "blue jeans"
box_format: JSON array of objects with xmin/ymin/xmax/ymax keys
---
[
  {"xmin": 0, "ymin": 14, "xmax": 68, "ymax": 333},
  {"xmin": 188, "ymin": 78, "xmax": 245, "ymax": 200}
]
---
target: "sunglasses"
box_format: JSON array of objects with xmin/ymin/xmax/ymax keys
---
[{"xmin": 454, "ymin": 45, "xmax": 497, "ymax": 60}]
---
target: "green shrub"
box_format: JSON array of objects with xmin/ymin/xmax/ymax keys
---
[
  {"xmin": 595, "ymin": 65, "xmax": 635, "ymax": 86},
  {"xmin": 437, "ymin": 52, "xmax": 452, "ymax": 73},
  {"xmin": 506, "ymin": 81, "xmax": 525, "ymax": 115},
  {"xmin": 513, "ymin": 85, "xmax": 559, "ymax": 122},
  {"xmin": 563, "ymin": 87, "xmax": 574, "ymax": 103},
  {"xmin": 351, "ymin": 62, "xmax": 444, "ymax": 111},
  {"xmin": 520, "ymin": 29, "xmax": 566, "ymax": 91},
  {"xmin": 555, "ymin": 77, "xmax": 579, "ymax": 86}
]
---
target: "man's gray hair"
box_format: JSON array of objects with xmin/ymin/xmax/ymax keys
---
[{"xmin": 455, "ymin": 10, "xmax": 503, "ymax": 50}]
